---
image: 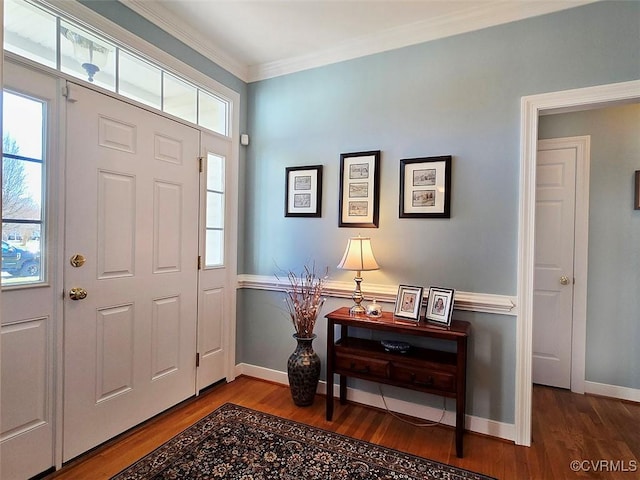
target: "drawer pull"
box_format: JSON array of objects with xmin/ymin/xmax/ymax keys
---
[
  {"xmin": 410, "ymin": 372, "xmax": 434, "ymax": 387},
  {"xmin": 349, "ymin": 362, "xmax": 370, "ymax": 374}
]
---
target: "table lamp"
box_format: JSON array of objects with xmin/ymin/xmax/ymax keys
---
[{"xmin": 337, "ymin": 235, "xmax": 379, "ymax": 314}]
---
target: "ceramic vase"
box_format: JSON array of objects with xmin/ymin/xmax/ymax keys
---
[{"xmin": 287, "ymin": 333, "xmax": 321, "ymax": 406}]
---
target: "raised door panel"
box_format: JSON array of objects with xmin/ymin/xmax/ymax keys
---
[
  {"xmin": 95, "ymin": 305, "xmax": 135, "ymax": 403},
  {"xmin": 97, "ymin": 171, "xmax": 136, "ymax": 279},
  {"xmin": 153, "ymin": 181, "xmax": 182, "ymax": 273},
  {"xmin": 0, "ymin": 318, "xmax": 53, "ymax": 479},
  {"xmin": 151, "ymin": 296, "xmax": 181, "ymax": 380}
]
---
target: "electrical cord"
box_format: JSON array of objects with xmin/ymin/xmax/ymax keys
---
[{"xmin": 377, "ymin": 384, "xmax": 447, "ymax": 427}]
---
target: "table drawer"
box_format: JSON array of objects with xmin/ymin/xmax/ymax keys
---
[
  {"xmin": 391, "ymin": 363, "xmax": 455, "ymax": 392},
  {"xmin": 335, "ymin": 352, "xmax": 390, "ymax": 379}
]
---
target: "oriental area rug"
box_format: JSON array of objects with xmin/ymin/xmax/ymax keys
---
[{"xmin": 111, "ymin": 403, "xmax": 495, "ymax": 480}]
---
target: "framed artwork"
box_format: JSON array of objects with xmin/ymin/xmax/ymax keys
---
[
  {"xmin": 425, "ymin": 286, "xmax": 455, "ymax": 326},
  {"xmin": 339, "ymin": 150, "xmax": 380, "ymax": 228},
  {"xmin": 635, "ymin": 170, "xmax": 640, "ymax": 210},
  {"xmin": 285, "ymin": 165, "xmax": 323, "ymax": 217},
  {"xmin": 399, "ymin": 155, "xmax": 452, "ymax": 218},
  {"xmin": 393, "ymin": 284, "xmax": 424, "ymax": 322}
]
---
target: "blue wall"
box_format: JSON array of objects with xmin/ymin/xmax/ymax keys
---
[
  {"xmin": 539, "ymin": 104, "xmax": 640, "ymax": 390},
  {"xmin": 242, "ymin": 1, "xmax": 639, "ymax": 424},
  {"xmin": 80, "ymin": 0, "xmax": 640, "ymax": 425}
]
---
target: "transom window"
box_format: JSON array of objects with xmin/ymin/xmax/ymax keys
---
[{"xmin": 3, "ymin": 0, "xmax": 229, "ymax": 136}]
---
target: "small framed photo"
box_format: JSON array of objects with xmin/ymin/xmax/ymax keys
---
[
  {"xmin": 393, "ymin": 285, "xmax": 424, "ymax": 322},
  {"xmin": 285, "ymin": 165, "xmax": 323, "ymax": 217},
  {"xmin": 425, "ymin": 286, "xmax": 455, "ymax": 326},
  {"xmin": 399, "ymin": 156, "xmax": 452, "ymax": 218},
  {"xmin": 635, "ymin": 170, "xmax": 640, "ymax": 210},
  {"xmin": 339, "ymin": 150, "xmax": 381, "ymax": 228}
]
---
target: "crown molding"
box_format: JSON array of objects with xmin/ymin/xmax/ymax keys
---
[
  {"xmin": 116, "ymin": 0, "xmax": 595, "ymax": 83},
  {"xmin": 248, "ymin": 1, "xmax": 596, "ymax": 81},
  {"xmin": 120, "ymin": 0, "xmax": 249, "ymax": 82}
]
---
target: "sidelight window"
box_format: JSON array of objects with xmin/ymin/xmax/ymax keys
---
[
  {"xmin": 205, "ymin": 153, "xmax": 225, "ymax": 267},
  {"xmin": 2, "ymin": 91, "xmax": 46, "ymax": 286}
]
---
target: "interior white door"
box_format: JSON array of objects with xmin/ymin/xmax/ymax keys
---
[
  {"xmin": 532, "ymin": 140, "xmax": 577, "ymax": 388},
  {"xmin": 196, "ymin": 132, "xmax": 233, "ymax": 391},
  {"xmin": 1, "ymin": 61, "xmax": 59, "ymax": 480},
  {"xmin": 63, "ymin": 84, "xmax": 200, "ymax": 461}
]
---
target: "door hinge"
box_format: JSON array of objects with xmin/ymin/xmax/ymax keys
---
[
  {"xmin": 197, "ymin": 255, "xmax": 202, "ymax": 270},
  {"xmin": 196, "ymin": 352, "xmax": 200, "ymax": 367},
  {"xmin": 198, "ymin": 157, "xmax": 204, "ymax": 173}
]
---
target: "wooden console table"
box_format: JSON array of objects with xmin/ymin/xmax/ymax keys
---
[{"xmin": 325, "ymin": 307, "xmax": 470, "ymax": 457}]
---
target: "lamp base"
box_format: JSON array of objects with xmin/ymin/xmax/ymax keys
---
[{"xmin": 349, "ymin": 273, "xmax": 366, "ymax": 315}]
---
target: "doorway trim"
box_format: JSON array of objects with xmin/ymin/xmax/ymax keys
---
[{"xmin": 516, "ymin": 79, "xmax": 640, "ymax": 446}]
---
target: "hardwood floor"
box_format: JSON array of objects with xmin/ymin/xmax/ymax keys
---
[{"xmin": 44, "ymin": 377, "xmax": 639, "ymax": 480}]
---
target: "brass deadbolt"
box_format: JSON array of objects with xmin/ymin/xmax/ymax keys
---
[{"xmin": 70, "ymin": 254, "xmax": 86, "ymax": 268}]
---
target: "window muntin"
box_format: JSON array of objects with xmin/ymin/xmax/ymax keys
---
[
  {"xmin": 2, "ymin": 91, "xmax": 46, "ymax": 286},
  {"xmin": 205, "ymin": 153, "xmax": 225, "ymax": 268},
  {"xmin": 3, "ymin": 0, "xmax": 230, "ymax": 136}
]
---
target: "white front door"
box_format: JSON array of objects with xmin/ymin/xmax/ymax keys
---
[
  {"xmin": 1, "ymin": 61, "xmax": 60, "ymax": 480},
  {"xmin": 532, "ymin": 138, "xmax": 581, "ymax": 388},
  {"xmin": 63, "ymin": 84, "xmax": 200, "ymax": 460}
]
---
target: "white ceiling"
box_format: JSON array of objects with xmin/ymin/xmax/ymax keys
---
[{"xmin": 121, "ymin": 0, "xmax": 595, "ymax": 82}]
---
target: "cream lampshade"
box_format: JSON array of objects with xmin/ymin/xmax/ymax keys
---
[{"xmin": 337, "ymin": 235, "xmax": 379, "ymax": 315}]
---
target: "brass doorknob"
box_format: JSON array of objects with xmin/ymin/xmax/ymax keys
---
[
  {"xmin": 69, "ymin": 287, "xmax": 88, "ymax": 300},
  {"xmin": 560, "ymin": 276, "xmax": 570, "ymax": 286}
]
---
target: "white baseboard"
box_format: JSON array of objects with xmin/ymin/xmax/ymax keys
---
[
  {"xmin": 235, "ymin": 363, "xmax": 515, "ymax": 442},
  {"xmin": 584, "ymin": 381, "xmax": 640, "ymax": 403}
]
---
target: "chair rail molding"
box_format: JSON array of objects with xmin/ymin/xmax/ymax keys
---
[{"xmin": 237, "ymin": 274, "xmax": 516, "ymax": 316}]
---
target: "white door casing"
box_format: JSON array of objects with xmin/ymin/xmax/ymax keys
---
[
  {"xmin": 516, "ymin": 80, "xmax": 638, "ymax": 447},
  {"xmin": 533, "ymin": 139, "xmax": 581, "ymax": 389},
  {"xmin": 0, "ymin": 61, "xmax": 60, "ymax": 480},
  {"xmin": 63, "ymin": 83, "xmax": 200, "ymax": 461}
]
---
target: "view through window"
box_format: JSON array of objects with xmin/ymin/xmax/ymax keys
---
[{"xmin": 2, "ymin": 91, "xmax": 46, "ymax": 286}]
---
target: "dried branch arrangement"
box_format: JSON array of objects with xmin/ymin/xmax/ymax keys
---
[{"xmin": 283, "ymin": 263, "xmax": 328, "ymax": 338}]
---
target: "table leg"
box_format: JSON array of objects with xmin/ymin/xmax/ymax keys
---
[
  {"xmin": 455, "ymin": 336, "xmax": 467, "ymax": 458},
  {"xmin": 326, "ymin": 319, "xmax": 335, "ymax": 421}
]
